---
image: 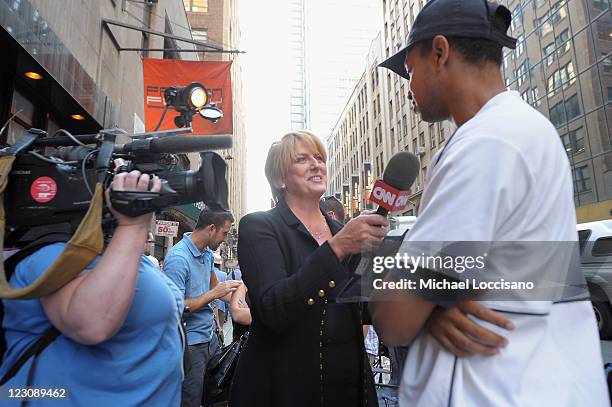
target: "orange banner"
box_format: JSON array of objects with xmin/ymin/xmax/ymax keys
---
[{"xmin": 143, "ymin": 58, "xmax": 233, "ymax": 135}]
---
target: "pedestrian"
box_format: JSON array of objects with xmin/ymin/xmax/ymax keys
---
[
  {"xmin": 230, "ymin": 131, "xmax": 388, "ymax": 406},
  {"xmin": 228, "ymin": 265, "xmax": 251, "ymax": 342},
  {"xmin": 163, "ymin": 208, "xmax": 242, "ymax": 407},
  {"xmin": 371, "ymin": 0, "xmax": 608, "ymax": 405},
  {"xmin": 1, "ymin": 167, "xmax": 184, "ymax": 406},
  {"xmin": 320, "ymin": 195, "xmax": 345, "ymax": 224}
]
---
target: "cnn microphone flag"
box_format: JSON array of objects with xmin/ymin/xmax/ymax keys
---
[{"xmin": 369, "ymin": 180, "xmax": 411, "ymax": 212}]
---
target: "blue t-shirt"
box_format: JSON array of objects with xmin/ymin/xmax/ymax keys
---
[
  {"xmin": 0, "ymin": 243, "xmax": 184, "ymax": 406},
  {"xmin": 213, "ymin": 267, "xmax": 227, "ymax": 314},
  {"xmin": 163, "ymin": 233, "xmax": 215, "ymax": 345}
]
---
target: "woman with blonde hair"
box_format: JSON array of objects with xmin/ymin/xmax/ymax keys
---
[{"xmin": 230, "ymin": 131, "xmax": 389, "ymax": 406}]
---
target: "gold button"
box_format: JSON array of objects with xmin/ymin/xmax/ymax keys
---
[
  {"xmin": 307, "ymin": 298, "xmax": 315, "ymax": 305},
  {"xmin": 318, "ymin": 289, "xmax": 325, "ymax": 297},
  {"xmin": 328, "ymin": 280, "xmax": 336, "ymax": 288}
]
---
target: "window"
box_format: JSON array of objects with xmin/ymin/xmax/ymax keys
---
[
  {"xmin": 419, "ymin": 131, "xmax": 425, "ymax": 147},
  {"xmin": 547, "ymin": 61, "xmax": 576, "ymax": 95},
  {"xmin": 549, "ymin": 101, "xmax": 565, "ymax": 126},
  {"xmin": 523, "ymin": 87, "xmax": 541, "ymax": 106},
  {"xmin": 603, "ymin": 54, "xmax": 612, "ymax": 73},
  {"xmin": 515, "ymin": 35, "xmax": 525, "ymax": 58},
  {"xmin": 593, "ymin": 0, "xmax": 610, "ymax": 12},
  {"xmin": 561, "ymin": 126, "xmax": 585, "ymax": 154},
  {"xmin": 534, "ymin": 0, "xmax": 548, "ymax": 8},
  {"xmin": 566, "ymin": 94, "xmax": 581, "ymax": 121},
  {"xmin": 192, "ymin": 29, "xmax": 208, "ymax": 45},
  {"xmin": 573, "ymin": 164, "xmax": 592, "ymax": 194},
  {"xmin": 511, "ymin": 4, "xmax": 524, "ymax": 31},
  {"xmin": 543, "ymin": 29, "xmax": 571, "ymax": 66},
  {"xmin": 596, "ymin": 20, "xmax": 611, "ymax": 41},
  {"xmin": 516, "ymin": 60, "xmax": 531, "ymax": 87},
  {"xmin": 549, "ymin": 94, "xmax": 581, "ymax": 126},
  {"xmin": 184, "ymin": 0, "xmax": 208, "ymax": 12},
  {"xmin": 439, "ymin": 127, "xmax": 445, "ymax": 142},
  {"xmin": 429, "ymin": 125, "xmax": 436, "ymax": 148},
  {"xmin": 593, "ymin": 237, "xmax": 612, "ymax": 257},
  {"xmin": 543, "ymin": 42, "xmax": 556, "ymax": 66},
  {"xmin": 537, "ymin": 2, "xmax": 568, "ymax": 36}
]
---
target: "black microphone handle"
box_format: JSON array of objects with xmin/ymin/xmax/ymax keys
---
[{"xmin": 375, "ymin": 205, "xmax": 389, "ymax": 217}]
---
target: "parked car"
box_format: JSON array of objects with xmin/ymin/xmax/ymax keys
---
[{"xmin": 578, "ymin": 220, "xmax": 612, "ymax": 339}]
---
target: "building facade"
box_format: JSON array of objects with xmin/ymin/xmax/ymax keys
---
[
  {"xmin": 288, "ymin": 0, "xmax": 309, "ymax": 130},
  {"xmin": 327, "ymin": 0, "xmax": 611, "ymax": 223},
  {"xmin": 0, "ymin": 0, "xmax": 197, "ymax": 143},
  {"xmin": 184, "ymin": 0, "xmax": 246, "ymax": 226},
  {"xmin": 305, "ymin": 0, "xmax": 382, "ymax": 138},
  {"xmin": 0, "ymin": 0, "xmax": 245, "ymax": 261}
]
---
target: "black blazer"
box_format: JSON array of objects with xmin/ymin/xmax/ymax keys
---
[{"xmin": 229, "ymin": 199, "xmax": 376, "ymax": 407}]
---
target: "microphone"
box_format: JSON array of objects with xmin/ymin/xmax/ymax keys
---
[
  {"xmin": 115, "ymin": 135, "xmax": 233, "ymax": 154},
  {"xmin": 370, "ymin": 151, "xmax": 420, "ymax": 216}
]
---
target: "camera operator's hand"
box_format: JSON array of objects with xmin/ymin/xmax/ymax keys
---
[
  {"xmin": 210, "ymin": 280, "xmax": 242, "ymax": 300},
  {"xmin": 328, "ymin": 211, "xmax": 389, "ymax": 260},
  {"xmin": 107, "ymin": 159, "xmax": 161, "ymax": 227},
  {"xmin": 42, "ymin": 160, "xmax": 162, "ymax": 345}
]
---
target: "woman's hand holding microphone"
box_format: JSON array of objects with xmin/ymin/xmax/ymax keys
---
[{"xmin": 328, "ymin": 211, "xmax": 390, "ymax": 260}]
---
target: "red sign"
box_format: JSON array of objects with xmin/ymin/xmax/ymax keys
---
[
  {"xmin": 30, "ymin": 177, "xmax": 57, "ymax": 203},
  {"xmin": 369, "ymin": 179, "xmax": 411, "ymax": 213},
  {"xmin": 155, "ymin": 220, "xmax": 180, "ymax": 237},
  {"xmin": 143, "ymin": 58, "xmax": 233, "ymax": 135}
]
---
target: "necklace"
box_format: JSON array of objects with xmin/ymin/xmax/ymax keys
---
[{"xmin": 307, "ymin": 218, "xmax": 329, "ymax": 240}]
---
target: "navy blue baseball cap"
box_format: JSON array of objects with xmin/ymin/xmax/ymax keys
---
[{"xmin": 380, "ymin": 0, "xmax": 517, "ymax": 80}]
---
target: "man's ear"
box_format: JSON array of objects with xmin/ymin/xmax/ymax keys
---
[{"xmin": 431, "ymin": 35, "xmax": 450, "ymax": 70}]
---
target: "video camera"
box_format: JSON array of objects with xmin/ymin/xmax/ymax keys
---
[{"xmin": 1, "ymin": 83, "xmax": 231, "ymax": 248}]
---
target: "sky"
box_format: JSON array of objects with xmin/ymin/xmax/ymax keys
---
[
  {"xmin": 240, "ymin": 0, "xmax": 291, "ymax": 212},
  {"xmin": 239, "ymin": 1, "xmax": 382, "ymax": 213}
]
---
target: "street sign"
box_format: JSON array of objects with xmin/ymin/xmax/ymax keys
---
[{"xmin": 155, "ymin": 220, "xmax": 179, "ymax": 237}]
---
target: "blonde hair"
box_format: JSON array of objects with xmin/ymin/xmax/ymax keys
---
[{"xmin": 264, "ymin": 130, "xmax": 327, "ymax": 201}]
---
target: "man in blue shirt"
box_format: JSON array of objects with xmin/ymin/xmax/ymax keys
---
[
  {"xmin": 213, "ymin": 266, "xmax": 227, "ymax": 344},
  {"xmin": 164, "ymin": 208, "xmax": 241, "ymax": 407}
]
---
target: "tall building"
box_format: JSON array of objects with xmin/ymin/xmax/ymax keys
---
[
  {"xmin": 0, "ymin": 0, "xmax": 245, "ymax": 261},
  {"xmin": 500, "ymin": 0, "xmax": 611, "ymax": 222},
  {"xmin": 0, "ymin": 0, "xmax": 196, "ymax": 141},
  {"xmin": 288, "ymin": 0, "xmax": 309, "ymax": 130},
  {"xmin": 184, "ymin": 0, "xmax": 246, "ymax": 227},
  {"xmin": 328, "ymin": 0, "xmax": 611, "ymax": 223},
  {"xmin": 305, "ymin": 0, "xmax": 382, "ymax": 137}
]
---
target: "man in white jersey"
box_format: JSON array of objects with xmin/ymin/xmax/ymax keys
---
[{"xmin": 371, "ymin": 0, "xmax": 608, "ymax": 405}]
